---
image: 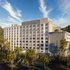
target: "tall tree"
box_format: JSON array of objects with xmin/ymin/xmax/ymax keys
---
[
  {"xmin": 7, "ymin": 51, "xmax": 16, "ymax": 70},
  {"xmin": 39, "ymin": 53, "xmax": 50, "ymax": 70},
  {"xmin": 0, "ymin": 27, "xmax": 10, "ymax": 62},
  {"xmin": 0, "ymin": 27, "xmax": 4, "ymax": 46},
  {"xmin": 26, "ymin": 49, "xmax": 36, "ymax": 70},
  {"xmin": 67, "ymin": 56, "xmax": 70, "ymax": 67},
  {"xmin": 14, "ymin": 46, "xmax": 22, "ymax": 54},
  {"xmin": 60, "ymin": 39, "xmax": 67, "ymax": 57}
]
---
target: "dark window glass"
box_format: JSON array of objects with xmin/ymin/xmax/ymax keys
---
[{"xmin": 41, "ymin": 44, "xmax": 43, "ymax": 46}]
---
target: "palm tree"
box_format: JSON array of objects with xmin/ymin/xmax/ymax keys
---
[
  {"xmin": 0, "ymin": 39, "xmax": 10, "ymax": 63},
  {"xmin": 67, "ymin": 56, "xmax": 70, "ymax": 67},
  {"xmin": 60, "ymin": 39, "xmax": 67, "ymax": 57},
  {"xmin": 7, "ymin": 51, "xmax": 16, "ymax": 70},
  {"xmin": 0, "ymin": 27, "xmax": 4, "ymax": 43},
  {"xmin": 26, "ymin": 49, "xmax": 36, "ymax": 70},
  {"xmin": 39, "ymin": 53, "xmax": 50, "ymax": 70},
  {"xmin": 14, "ymin": 46, "xmax": 22, "ymax": 66},
  {"xmin": 14, "ymin": 46, "xmax": 22, "ymax": 54},
  {"xmin": 20, "ymin": 53, "xmax": 26, "ymax": 62},
  {"xmin": 0, "ymin": 27, "xmax": 11, "ymax": 63}
]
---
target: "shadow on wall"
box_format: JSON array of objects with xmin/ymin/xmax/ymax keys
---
[{"xmin": 49, "ymin": 43, "xmax": 58, "ymax": 56}]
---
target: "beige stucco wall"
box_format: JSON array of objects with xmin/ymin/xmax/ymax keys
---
[
  {"xmin": 49, "ymin": 32, "xmax": 70, "ymax": 56},
  {"xmin": 49, "ymin": 32, "xmax": 64, "ymax": 47}
]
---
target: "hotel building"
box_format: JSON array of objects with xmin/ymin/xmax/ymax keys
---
[{"xmin": 4, "ymin": 18, "xmax": 70, "ymax": 55}]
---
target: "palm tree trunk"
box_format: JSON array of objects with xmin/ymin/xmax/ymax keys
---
[
  {"xmin": 44, "ymin": 63, "xmax": 47, "ymax": 70},
  {"xmin": 11, "ymin": 62, "xmax": 13, "ymax": 70},
  {"xmin": 44, "ymin": 63, "xmax": 46, "ymax": 70},
  {"xmin": 11, "ymin": 67, "xmax": 13, "ymax": 70},
  {"xmin": 28, "ymin": 63, "xmax": 30, "ymax": 70}
]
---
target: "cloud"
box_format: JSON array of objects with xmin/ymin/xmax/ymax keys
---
[
  {"xmin": 0, "ymin": 22, "xmax": 21, "ymax": 28},
  {"xmin": 0, "ymin": 0, "xmax": 22, "ymax": 22},
  {"xmin": 7, "ymin": 16, "xmax": 19, "ymax": 23},
  {"xmin": 0, "ymin": 22, "xmax": 11, "ymax": 28},
  {"xmin": 53, "ymin": 0, "xmax": 70, "ymax": 27},
  {"xmin": 59, "ymin": 0, "xmax": 70, "ymax": 17},
  {"xmin": 53, "ymin": 16, "xmax": 70, "ymax": 27},
  {"xmin": 0, "ymin": 18, "xmax": 21, "ymax": 28},
  {"xmin": 53, "ymin": 18, "xmax": 69, "ymax": 27},
  {"xmin": 39, "ymin": 0, "xmax": 52, "ymax": 18}
]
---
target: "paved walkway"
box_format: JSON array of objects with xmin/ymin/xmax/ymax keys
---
[{"xmin": 49, "ymin": 63, "xmax": 70, "ymax": 70}]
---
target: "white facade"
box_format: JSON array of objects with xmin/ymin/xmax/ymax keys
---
[
  {"xmin": 4, "ymin": 24, "xmax": 21, "ymax": 51},
  {"xmin": 4, "ymin": 18, "xmax": 61, "ymax": 53}
]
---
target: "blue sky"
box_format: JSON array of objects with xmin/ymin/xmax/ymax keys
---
[{"xmin": 0, "ymin": 0, "xmax": 70, "ymax": 27}]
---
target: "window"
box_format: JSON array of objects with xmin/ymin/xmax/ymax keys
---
[
  {"xmin": 41, "ymin": 24, "xmax": 43, "ymax": 26},
  {"xmin": 20, "ymin": 43, "xmax": 21, "ymax": 45},
  {"xmin": 41, "ymin": 48, "xmax": 43, "ymax": 50},
  {"xmin": 37, "ymin": 38, "xmax": 39, "ymax": 39},
  {"xmin": 37, "ymin": 41, "xmax": 39, "ymax": 43},
  {"xmin": 33, "ymin": 47, "xmax": 35, "ymax": 49},
  {"xmin": 37, "ymin": 44, "xmax": 39, "ymax": 46},
  {"xmin": 33, "ymin": 35, "xmax": 35, "ymax": 36},
  {"xmin": 17, "ymin": 43, "xmax": 18, "ymax": 45},
  {"xmin": 26, "ymin": 41, "xmax": 28, "ymax": 42},
  {"xmin": 45, "ymin": 48, "xmax": 48, "ymax": 50},
  {"xmin": 23, "ymin": 41, "xmax": 25, "ymax": 42},
  {"xmin": 26, "ymin": 38, "xmax": 28, "ymax": 39},
  {"xmin": 41, "ymin": 51, "xmax": 43, "ymax": 52},
  {"xmin": 30, "ymin": 38, "xmax": 32, "ymax": 39},
  {"xmin": 46, "ymin": 24, "xmax": 48, "ymax": 26},
  {"xmin": 37, "ymin": 47, "xmax": 39, "ymax": 49},
  {"xmin": 46, "ymin": 38, "xmax": 48, "ymax": 39},
  {"xmin": 23, "ymin": 47, "xmax": 25, "ymax": 48},
  {"xmin": 33, "ymin": 41, "xmax": 35, "ymax": 43},
  {"xmin": 45, "ymin": 44, "xmax": 48, "ymax": 47},
  {"xmin": 33, "ymin": 44, "xmax": 35, "ymax": 46},
  {"xmin": 23, "ymin": 38, "xmax": 25, "ymax": 39},
  {"xmin": 26, "ymin": 47, "xmax": 28, "ymax": 49},
  {"xmin": 41, "ymin": 41, "xmax": 43, "ymax": 43},
  {"xmin": 30, "ymin": 41, "xmax": 32, "ymax": 43},
  {"xmin": 41, "ymin": 37, "xmax": 43, "ymax": 39},
  {"xmin": 30, "ymin": 47, "xmax": 32, "ymax": 49},
  {"xmin": 46, "ymin": 41, "xmax": 48, "ymax": 43},
  {"xmin": 33, "ymin": 38, "xmax": 35, "ymax": 39},
  {"xmin": 41, "ymin": 34, "xmax": 43, "ymax": 36},
  {"xmin": 41, "ymin": 44, "xmax": 43, "ymax": 46},
  {"xmin": 26, "ymin": 44, "xmax": 28, "ymax": 45},
  {"xmin": 45, "ymin": 27, "xmax": 48, "ymax": 29}
]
